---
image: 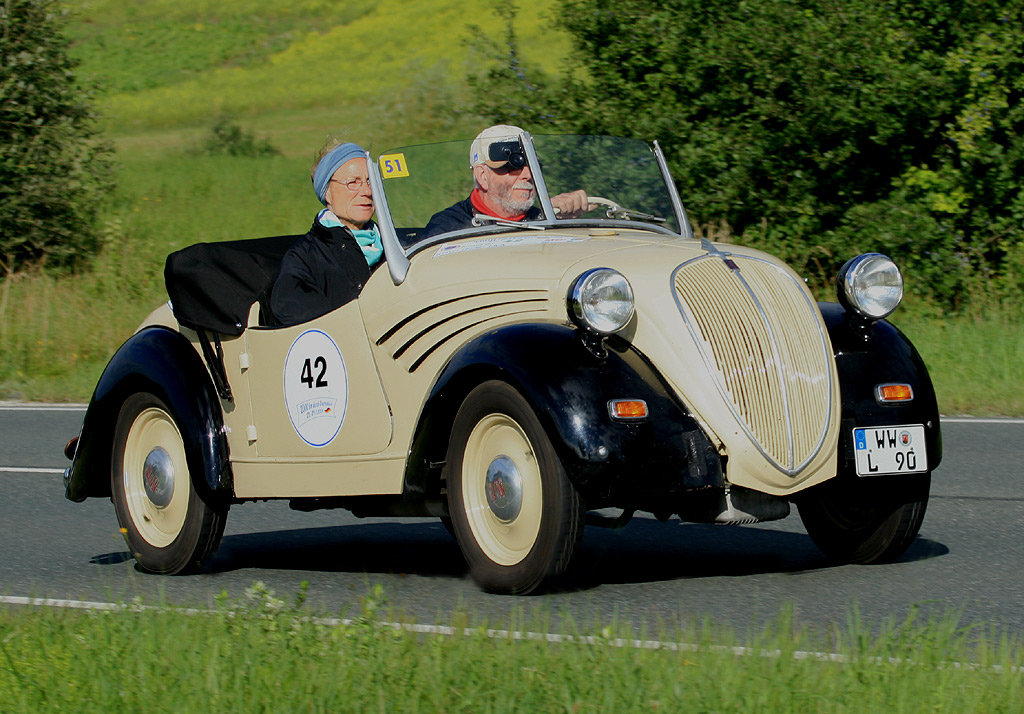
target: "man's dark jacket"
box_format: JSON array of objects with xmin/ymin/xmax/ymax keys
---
[{"xmin": 423, "ymin": 196, "xmax": 543, "ymax": 237}]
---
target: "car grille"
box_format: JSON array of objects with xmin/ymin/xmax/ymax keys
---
[{"xmin": 672, "ymin": 255, "xmax": 834, "ymax": 474}]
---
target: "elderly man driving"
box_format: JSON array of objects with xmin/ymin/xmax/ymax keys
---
[{"xmin": 423, "ymin": 124, "xmax": 591, "ymax": 236}]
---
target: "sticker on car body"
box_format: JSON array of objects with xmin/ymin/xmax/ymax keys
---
[
  {"xmin": 283, "ymin": 329, "xmax": 349, "ymax": 447},
  {"xmin": 853, "ymin": 425, "xmax": 927, "ymax": 475},
  {"xmin": 433, "ymin": 234, "xmax": 590, "ymax": 257}
]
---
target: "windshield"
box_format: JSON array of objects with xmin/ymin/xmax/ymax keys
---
[{"xmin": 375, "ymin": 134, "xmax": 686, "ymax": 253}]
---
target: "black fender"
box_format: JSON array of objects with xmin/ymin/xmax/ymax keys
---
[
  {"xmin": 64, "ymin": 326, "xmax": 232, "ymax": 505},
  {"xmin": 404, "ymin": 323, "xmax": 723, "ymax": 509},
  {"xmin": 819, "ymin": 302, "xmax": 942, "ymax": 478}
]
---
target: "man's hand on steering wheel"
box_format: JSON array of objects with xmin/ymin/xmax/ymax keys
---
[{"xmin": 550, "ymin": 189, "xmax": 595, "ymax": 219}]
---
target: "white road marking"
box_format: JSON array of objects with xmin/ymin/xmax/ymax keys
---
[
  {"xmin": 0, "ymin": 403, "xmax": 87, "ymax": 411},
  {"xmin": 1, "ymin": 596, "xmax": 132, "ymax": 611},
  {"xmin": 941, "ymin": 417, "xmax": 1024, "ymax": 424},
  {"xmin": 0, "ymin": 467, "xmax": 63, "ymax": 474}
]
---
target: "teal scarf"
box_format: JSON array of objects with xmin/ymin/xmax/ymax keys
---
[{"xmin": 317, "ymin": 209, "xmax": 383, "ymax": 266}]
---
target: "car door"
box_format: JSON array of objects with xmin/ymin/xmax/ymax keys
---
[{"xmin": 242, "ymin": 299, "xmax": 393, "ymax": 458}]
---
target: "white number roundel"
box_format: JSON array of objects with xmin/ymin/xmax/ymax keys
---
[{"xmin": 283, "ymin": 330, "xmax": 348, "ymax": 447}]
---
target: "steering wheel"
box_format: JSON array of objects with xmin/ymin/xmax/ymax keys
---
[{"xmin": 586, "ymin": 196, "xmax": 623, "ymax": 217}]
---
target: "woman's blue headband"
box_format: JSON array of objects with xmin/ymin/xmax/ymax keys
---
[{"xmin": 313, "ymin": 142, "xmax": 366, "ymax": 205}]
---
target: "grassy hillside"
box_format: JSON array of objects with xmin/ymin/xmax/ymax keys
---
[{"xmin": 67, "ymin": 0, "xmax": 571, "ymax": 148}]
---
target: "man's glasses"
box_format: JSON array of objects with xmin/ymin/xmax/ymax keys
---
[{"xmin": 330, "ymin": 177, "xmax": 370, "ymax": 192}]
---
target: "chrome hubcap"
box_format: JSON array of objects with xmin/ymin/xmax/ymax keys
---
[
  {"xmin": 142, "ymin": 446, "xmax": 174, "ymax": 508},
  {"xmin": 485, "ymin": 455, "xmax": 523, "ymax": 523}
]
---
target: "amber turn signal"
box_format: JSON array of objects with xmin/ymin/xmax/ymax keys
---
[
  {"xmin": 876, "ymin": 383, "xmax": 914, "ymax": 403},
  {"xmin": 608, "ymin": 399, "xmax": 649, "ymax": 420}
]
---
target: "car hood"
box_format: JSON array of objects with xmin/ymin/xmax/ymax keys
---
[{"xmin": 361, "ymin": 227, "xmax": 840, "ymax": 495}]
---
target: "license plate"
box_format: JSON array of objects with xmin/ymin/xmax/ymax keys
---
[{"xmin": 853, "ymin": 425, "xmax": 927, "ymax": 475}]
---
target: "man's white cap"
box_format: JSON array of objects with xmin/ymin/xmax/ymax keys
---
[{"xmin": 469, "ymin": 124, "xmax": 525, "ymax": 168}]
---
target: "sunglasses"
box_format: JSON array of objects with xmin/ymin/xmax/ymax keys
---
[{"xmin": 487, "ymin": 140, "xmax": 527, "ymax": 170}]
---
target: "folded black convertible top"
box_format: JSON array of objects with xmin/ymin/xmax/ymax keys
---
[{"xmin": 164, "ymin": 235, "xmax": 299, "ymax": 335}]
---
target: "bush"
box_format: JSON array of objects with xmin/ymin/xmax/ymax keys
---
[
  {"xmin": 0, "ymin": 0, "xmax": 114, "ymax": 276},
  {"xmin": 201, "ymin": 117, "xmax": 280, "ymax": 158}
]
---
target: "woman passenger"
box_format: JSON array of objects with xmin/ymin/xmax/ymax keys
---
[{"xmin": 270, "ymin": 140, "xmax": 383, "ymax": 326}]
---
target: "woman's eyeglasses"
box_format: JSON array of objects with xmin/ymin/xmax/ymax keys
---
[{"xmin": 330, "ymin": 177, "xmax": 370, "ymax": 192}]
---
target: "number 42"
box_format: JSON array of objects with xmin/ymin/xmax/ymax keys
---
[{"xmin": 300, "ymin": 356, "xmax": 328, "ymax": 388}]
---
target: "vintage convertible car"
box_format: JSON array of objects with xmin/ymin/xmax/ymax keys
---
[{"xmin": 63, "ymin": 133, "xmax": 941, "ymax": 594}]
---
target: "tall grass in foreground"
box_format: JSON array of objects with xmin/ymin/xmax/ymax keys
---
[{"xmin": 1, "ymin": 586, "xmax": 1022, "ymax": 712}]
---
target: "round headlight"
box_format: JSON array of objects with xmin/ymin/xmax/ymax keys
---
[
  {"xmin": 568, "ymin": 268, "xmax": 635, "ymax": 334},
  {"xmin": 837, "ymin": 253, "xmax": 903, "ymax": 319}
]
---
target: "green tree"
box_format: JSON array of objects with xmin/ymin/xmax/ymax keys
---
[
  {"xmin": 470, "ymin": 0, "xmax": 1024, "ymax": 305},
  {"xmin": 0, "ymin": 0, "xmax": 113, "ymax": 276}
]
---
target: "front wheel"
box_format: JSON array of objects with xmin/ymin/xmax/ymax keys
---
[
  {"xmin": 446, "ymin": 381, "xmax": 584, "ymax": 594},
  {"xmin": 797, "ymin": 474, "xmax": 930, "ymax": 564},
  {"xmin": 111, "ymin": 393, "xmax": 227, "ymax": 574}
]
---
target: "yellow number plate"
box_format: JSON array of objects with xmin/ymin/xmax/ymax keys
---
[{"xmin": 379, "ymin": 153, "xmax": 409, "ymax": 178}]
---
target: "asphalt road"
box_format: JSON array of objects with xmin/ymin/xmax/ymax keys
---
[{"xmin": 2, "ymin": 404, "xmax": 1022, "ymax": 637}]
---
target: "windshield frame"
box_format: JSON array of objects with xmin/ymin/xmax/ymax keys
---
[{"xmin": 367, "ymin": 133, "xmax": 693, "ymax": 284}]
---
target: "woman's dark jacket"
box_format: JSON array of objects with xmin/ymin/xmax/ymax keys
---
[{"xmin": 270, "ymin": 220, "xmax": 376, "ymax": 326}]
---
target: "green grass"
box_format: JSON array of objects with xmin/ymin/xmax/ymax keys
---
[
  {"xmin": 2, "ymin": 586, "xmax": 1022, "ymax": 712},
  {"xmin": 67, "ymin": 0, "xmax": 378, "ymax": 94},
  {"xmin": 896, "ymin": 305, "xmax": 1024, "ymax": 417}
]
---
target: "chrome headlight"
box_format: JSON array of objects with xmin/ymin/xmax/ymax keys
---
[
  {"xmin": 837, "ymin": 253, "xmax": 903, "ymax": 319},
  {"xmin": 568, "ymin": 268, "xmax": 635, "ymax": 334}
]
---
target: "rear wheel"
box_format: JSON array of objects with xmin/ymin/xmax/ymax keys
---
[
  {"xmin": 446, "ymin": 381, "xmax": 583, "ymax": 594},
  {"xmin": 797, "ymin": 474, "xmax": 930, "ymax": 564},
  {"xmin": 111, "ymin": 393, "xmax": 227, "ymax": 574}
]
